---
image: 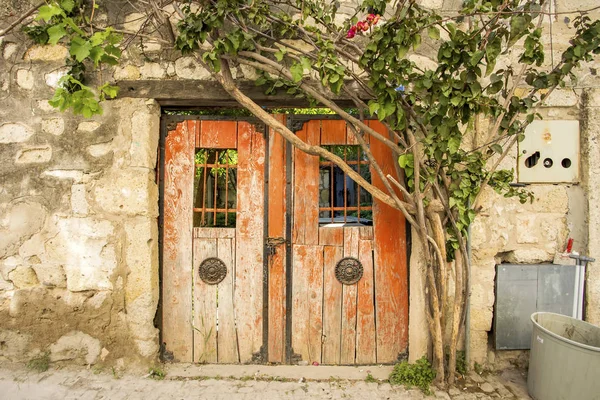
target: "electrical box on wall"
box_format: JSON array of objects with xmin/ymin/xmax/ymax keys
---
[{"xmin": 517, "ymin": 120, "xmax": 579, "ymax": 183}]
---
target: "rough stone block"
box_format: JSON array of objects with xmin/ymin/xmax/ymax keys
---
[
  {"xmin": 70, "ymin": 184, "xmax": 88, "ymax": 215},
  {"xmin": 0, "ymin": 201, "xmax": 47, "ymax": 259},
  {"xmin": 7, "ymin": 266, "xmax": 39, "ymax": 288},
  {"xmin": 543, "ymin": 89, "xmax": 578, "ymax": 107},
  {"xmin": 16, "ymin": 69, "xmax": 34, "ymax": 90},
  {"xmin": 140, "ymin": 62, "xmax": 166, "ymax": 79},
  {"xmin": 77, "ymin": 121, "xmax": 101, "ymax": 132},
  {"xmin": 93, "ymin": 169, "xmax": 158, "ymax": 216},
  {"xmin": 3, "ymin": 43, "xmax": 18, "ymax": 60},
  {"xmin": 0, "ymin": 330, "xmax": 33, "ymax": 362},
  {"xmin": 0, "ymin": 123, "xmax": 34, "ymax": 143},
  {"xmin": 42, "ymin": 169, "xmax": 83, "ymax": 181},
  {"xmin": 24, "ymin": 45, "xmax": 68, "ymax": 61},
  {"xmin": 129, "ymin": 110, "xmax": 159, "ymax": 168},
  {"xmin": 44, "ymin": 67, "xmax": 69, "ymax": 88},
  {"xmin": 113, "ymin": 65, "xmax": 141, "ymax": 80},
  {"xmin": 43, "ymin": 218, "xmax": 116, "ymax": 291},
  {"xmin": 31, "ymin": 264, "xmax": 66, "ymax": 288},
  {"xmin": 42, "ymin": 118, "xmax": 65, "ymax": 136},
  {"xmin": 505, "ymin": 248, "xmax": 553, "ymax": 264},
  {"xmin": 49, "ymin": 331, "xmax": 101, "ymax": 365},
  {"xmin": 124, "ymin": 217, "xmax": 158, "ymax": 303},
  {"xmin": 15, "ymin": 145, "xmax": 52, "ymax": 164},
  {"xmin": 87, "ymin": 141, "xmax": 113, "ymax": 157},
  {"xmin": 175, "ymin": 57, "xmax": 211, "ymax": 80}
]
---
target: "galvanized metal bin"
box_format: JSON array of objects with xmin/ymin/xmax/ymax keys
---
[{"xmin": 528, "ymin": 312, "xmax": 600, "ymax": 400}]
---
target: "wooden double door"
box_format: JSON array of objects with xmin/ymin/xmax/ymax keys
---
[{"xmin": 161, "ymin": 115, "xmax": 408, "ymax": 365}]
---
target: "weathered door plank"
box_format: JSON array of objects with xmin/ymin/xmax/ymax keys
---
[
  {"xmin": 267, "ymin": 115, "xmax": 287, "ymax": 363},
  {"xmin": 216, "ymin": 234, "xmax": 239, "ymax": 363},
  {"xmin": 292, "ymin": 120, "xmax": 320, "ymax": 246},
  {"xmin": 291, "ymin": 244, "xmax": 324, "ymax": 364},
  {"xmin": 356, "ymin": 238, "xmax": 377, "ymax": 364},
  {"xmin": 192, "ymin": 237, "xmax": 218, "ymax": 363},
  {"xmin": 162, "ymin": 120, "xmax": 195, "ymax": 362},
  {"xmin": 199, "ymin": 120, "xmax": 238, "ymax": 149},
  {"xmin": 341, "ymin": 227, "xmax": 359, "ymax": 364},
  {"xmin": 234, "ymin": 121, "xmax": 265, "ymax": 362},
  {"xmin": 369, "ymin": 120, "xmax": 409, "ymax": 363},
  {"xmin": 321, "ymin": 119, "xmax": 347, "ymax": 145},
  {"xmin": 321, "ymin": 244, "xmax": 343, "ymax": 365}
]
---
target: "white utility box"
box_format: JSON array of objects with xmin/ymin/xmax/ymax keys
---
[{"xmin": 517, "ymin": 120, "xmax": 579, "ymax": 183}]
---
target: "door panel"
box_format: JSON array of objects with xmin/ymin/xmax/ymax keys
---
[
  {"xmin": 289, "ymin": 118, "xmax": 408, "ymax": 365},
  {"xmin": 162, "ymin": 119, "xmax": 265, "ymax": 363}
]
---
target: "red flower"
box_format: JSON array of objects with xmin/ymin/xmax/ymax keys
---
[
  {"xmin": 346, "ymin": 25, "xmax": 357, "ymax": 38},
  {"xmin": 357, "ymin": 21, "xmax": 369, "ymax": 31},
  {"xmin": 372, "ymin": 14, "xmax": 380, "ymax": 25}
]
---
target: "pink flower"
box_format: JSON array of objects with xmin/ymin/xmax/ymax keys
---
[
  {"xmin": 372, "ymin": 14, "xmax": 380, "ymax": 25},
  {"xmin": 346, "ymin": 26, "xmax": 357, "ymax": 38},
  {"xmin": 366, "ymin": 13, "xmax": 376, "ymax": 22}
]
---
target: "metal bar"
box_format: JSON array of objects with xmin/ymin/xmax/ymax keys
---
[
  {"xmin": 330, "ymin": 155, "xmax": 334, "ymax": 223},
  {"xmin": 343, "ymin": 147, "xmax": 347, "ymax": 223},
  {"xmin": 201, "ymin": 149, "xmax": 208, "ymax": 226},
  {"xmin": 357, "ymin": 147, "xmax": 361, "ymax": 220},
  {"xmin": 213, "ymin": 150, "xmax": 219, "ymax": 225},
  {"xmin": 193, "ymin": 208, "xmax": 238, "ymax": 213},
  {"xmin": 225, "ymin": 151, "xmax": 229, "ymax": 226},
  {"xmin": 195, "ymin": 163, "xmax": 238, "ymax": 168}
]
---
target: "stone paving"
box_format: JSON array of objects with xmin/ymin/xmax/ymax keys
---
[{"xmin": 0, "ymin": 362, "xmax": 532, "ymax": 400}]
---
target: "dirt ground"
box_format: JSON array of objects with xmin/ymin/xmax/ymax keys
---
[{"xmin": 0, "ymin": 361, "xmax": 532, "ymax": 400}]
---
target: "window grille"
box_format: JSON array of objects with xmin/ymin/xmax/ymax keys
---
[
  {"xmin": 319, "ymin": 146, "xmax": 373, "ymax": 226},
  {"xmin": 193, "ymin": 149, "xmax": 237, "ymax": 227}
]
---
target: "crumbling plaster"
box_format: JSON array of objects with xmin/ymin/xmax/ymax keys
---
[{"xmin": 0, "ymin": 0, "xmax": 599, "ymax": 369}]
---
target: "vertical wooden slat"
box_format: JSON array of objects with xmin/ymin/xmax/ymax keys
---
[
  {"xmin": 369, "ymin": 120, "xmax": 409, "ymax": 363},
  {"xmin": 356, "ymin": 238, "xmax": 376, "ymax": 364},
  {"xmin": 291, "ymin": 244, "xmax": 324, "ymax": 363},
  {"xmin": 321, "ymin": 120, "xmax": 347, "ymax": 145},
  {"xmin": 235, "ymin": 121, "xmax": 265, "ymax": 362},
  {"xmin": 321, "ymin": 245, "xmax": 343, "ymax": 364},
  {"xmin": 162, "ymin": 121, "xmax": 195, "ymax": 362},
  {"xmin": 292, "ymin": 120, "xmax": 320, "ymax": 245},
  {"xmin": 341, "ymin": 227, "xmax": 359, "ymax": 364},
  {"xmin": 195, "ymin": 120, "xmax": 201, "ymax": 147},
  {"xmin": 193, "ymin": 237, "xmax": 218, "ymax": 363},
  {"xmin": 199, "ymin": 120, "xmax": 238, "ymax": 148},
  {"xmin": 268, "ymin": 115, "xmax": 287, "ymax": 363},
  {"xmin": 216, "ymin": 235, "xmax": 239, "ymax": 363}
]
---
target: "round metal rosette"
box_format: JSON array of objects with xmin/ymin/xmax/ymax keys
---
[
  {"xmin": 198, "ymin": 257, "xmax": 227, "ymax": 285},
  {"xmin": 335, "ymin": 257, "xmax": 363, "ymax": 285}
]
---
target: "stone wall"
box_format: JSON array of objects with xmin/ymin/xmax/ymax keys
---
[
  {"xmin": 0, "ymin": 39, "xmax": 160, "ymax": 365},
  {"xmin": 0, "ymin": 0, "xmax": 599, "ymax": 369}
]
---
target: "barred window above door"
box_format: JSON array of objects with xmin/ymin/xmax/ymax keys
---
[
  {"xmin": 193, "ymin": 149, "xmax": 238, "ymax": 227},
  {"xmin": 319, "ymin": 146, "xmax": 373, "ymax": 226}
]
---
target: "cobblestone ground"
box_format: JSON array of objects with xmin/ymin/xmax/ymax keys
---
[{"xmin": 0, "ymin": 363, "xmax": 531, "ymax": 400}]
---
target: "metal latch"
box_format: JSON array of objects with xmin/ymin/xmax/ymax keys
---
[{"xmin": 266, "ymin": 237, "xmax": 286, "ymax": 256}]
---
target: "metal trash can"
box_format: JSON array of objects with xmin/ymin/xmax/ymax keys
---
[{"xmin": 528, "ymin": 312, "xmax": 600, "ymax": 400}]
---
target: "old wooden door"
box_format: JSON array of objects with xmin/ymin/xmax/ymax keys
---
[
  {"xmin": 287, "ymin": 118, "xmax": 408, "ymax": 365},
  {"xmin": 162, "ymin": 118, "xmax": 266, "ymax": 363},
  {"xmin": 161, "ymin": 115, "xmax": 407, "ymax": 365}
]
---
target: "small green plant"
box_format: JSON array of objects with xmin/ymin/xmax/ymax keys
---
[
  {"xmin": 456, "ymin": 350, "xmax": 467, "ymax": 376},
  {"xmin": 474, "ymin": 362, "xmax": 484, "ymax": 375},
  {"xmin": 27, "ymin": 352, "xmax": 50, "ymax": 373},
  {"xmin": 148, "ymin": 366, "xmax": 166, "ymax": 380},
  {"xmin": 365, "ymin": 373, "xmax": 377, "ymax": 383},
  {"xmin": 389, "ymin": 357, "xmax": 436, "ymax": 395}
]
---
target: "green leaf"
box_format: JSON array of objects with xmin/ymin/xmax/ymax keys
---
[
  {"xmin": 427, "ymin": 27, "xmax": 440, "ymax": 40},
  {"xmin": 274, "ymin": 49, "xmax": 285, "ymax": 62},
  {"xmin": 60, "ymin": 0, "xmax": 75, "ymax": 13},
  {"xmin": 47, "ymin": 23, "xmax": 67, "ymax": 44},
  {"xmin": 89, "ymin": 46, "xmax": 105, "ymax": 66},
  {"xmin": 368, "ymin": 101, "xmax": 380, "ymax": 115},
  {"xmin": 36, "ymin": 5, "xmax": 63, "ymax": 22},
  {"xmin": 290, "ymin": 62, "xmax": 304, "ymax": 82},
  {"xmin": 69, "ymin": 37, "xmax": 92, "ymax": 62},
  {"xmin": 448, "ymin": 136, "xmax": 460, "ymax": 153},
  {"xmin": 490, "ymin": 144, "xmax": 503, "ymax": 154}
]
